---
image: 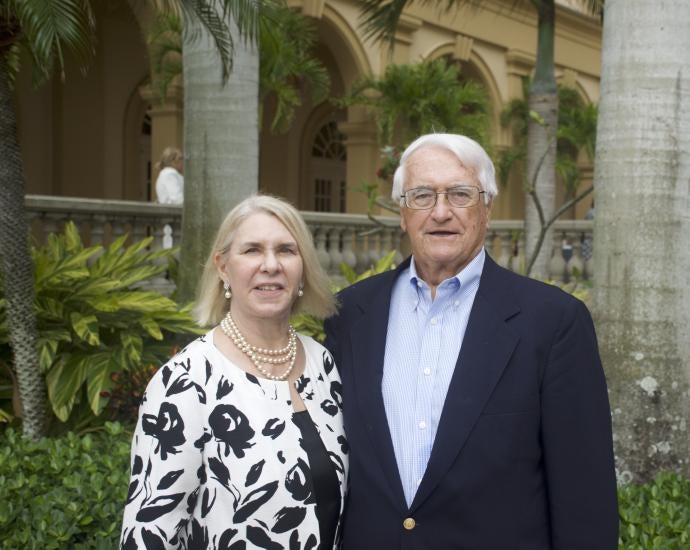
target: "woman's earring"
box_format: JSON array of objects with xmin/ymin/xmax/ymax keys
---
[
  {"xmin": 297, "ymin": 284, "xmax": 304, "ymax": 298},
  {"xmin": 223, "ymin": 281, "xmax": 232, "ymax": 300}
]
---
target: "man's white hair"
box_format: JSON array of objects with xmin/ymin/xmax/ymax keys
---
[{"xmin": 391, "ymin": 133, "xmax": 498, "ymax": 205}]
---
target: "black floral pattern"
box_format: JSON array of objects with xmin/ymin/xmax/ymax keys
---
[
  {"xmin": 121, "ymin": 333, "xmax": 348, "ymax": 549},
  {"xmin": 209, "ymin": 404, "xmax": 255, "ymax": 458}
]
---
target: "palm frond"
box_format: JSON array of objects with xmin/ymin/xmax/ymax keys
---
[
  {"xmin": 358, "ymin": 0, "xmax": 410, "ymax": 42},
  {"xmin": 179, "ymin": 0, "xmax": 234, "ymax": 81},
  {"xmin": 259, "ymin": 5, "xmax": 330, "ymax": 133},
  {"xmin": 147, "ymin": 11, "xmax": 183, "ymax": 101},
  {"xmin": 0, "ymin": 41, "xmax": 20, "ymax": 87},
  {"xmin": 340, "ymin": 57, "xmax": 490, "ymax": 147},
  {"xmin": 358, "ymin": 0, "xmax": 479, "ymax": 43},
  {"xmin": 14, "ymin": 0, "xmax": 95, "ymax": 80}
]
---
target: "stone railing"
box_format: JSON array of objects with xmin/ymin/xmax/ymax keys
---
[{"xmin": 24, "ymin": 195, "xmax": 593, "ymax": 283}]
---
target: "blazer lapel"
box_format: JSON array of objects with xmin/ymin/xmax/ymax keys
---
[
  {"xmin": 410, "ymin": 257, "xmax": 520, "ymax": 511},
  {"xmin": 350, "ymin": 262, "xmax": 409, "ymax": 509}
]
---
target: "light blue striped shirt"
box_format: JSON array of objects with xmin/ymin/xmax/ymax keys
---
[{"xmin": 382, "ymin": 248, "xmax": 485, "ymax": 506}]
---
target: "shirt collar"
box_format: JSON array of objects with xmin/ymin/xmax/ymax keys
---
[{"xmin": 408, "ymin": 247, "xmax": 486, "ymax": 292}]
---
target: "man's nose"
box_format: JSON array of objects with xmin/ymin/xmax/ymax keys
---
[{"xmin": 431, "ymin": 193, "xmax": 452, "ymax": 219}]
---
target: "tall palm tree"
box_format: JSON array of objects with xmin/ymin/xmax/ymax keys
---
[
  {"xmin": 357, "ymin": 0, "xmax": 603, "ymax": 277},
  {"xmin": 176, "ymin": 3, "xmax": 329, "ymax": 301},
  {"xmin": 0, "ymin": 0, "xmax": 259, "ymax": 438},
  {"xmin": 593, "ymin": 0, "xmax": 690, "ymax": 482},
  {"xmin": 0, "ymin": 0, "xmax": 97, "ymax": 439}
]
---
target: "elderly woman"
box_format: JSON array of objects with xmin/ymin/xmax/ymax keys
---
[{"xmin": 121, "ymin": 195, "xmax": 347, "ymax": 549}]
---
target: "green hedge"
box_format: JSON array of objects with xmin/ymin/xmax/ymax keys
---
[
  {"xmin": 618, "ymin": 471, "xmax": 690, "ymax": 549},
  {"xmin": 1, "ymin": 425, "xmax": 688, "ymax": 548},
  {"xmin": 0, "ymin": 423, "xmax": 131, "ymax": 549}
]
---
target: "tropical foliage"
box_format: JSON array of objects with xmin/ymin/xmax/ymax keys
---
[
  {"xmin": 148, "ymin": 4, "xmax": 330, "ymax": 133},
  {"xmin": 0, "ymin": 223, "xmax": 201, "ymax": 430},
  {"xmin": 618, "ymin": 472, "xmax": 690, "ymax": 549},
  {"xmin": 0, "ymin": 422, "xmax": 131, "ymax": 548},
  {"xmin": 340, "ymin": 57, "xmax": 490, "ymax": 148},
  {"xmin": 498, "ymin": 82, "xmax": 598, "ymax": 194}
]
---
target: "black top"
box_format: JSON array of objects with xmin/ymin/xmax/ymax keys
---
[{"xmin": 292, "ymin": 410, "xmax": 340, "ymax": 549}]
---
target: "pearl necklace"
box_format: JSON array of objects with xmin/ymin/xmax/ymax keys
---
[{"xmin": 219, "ymin": 312, "xmax": 297, "ymax": 381}]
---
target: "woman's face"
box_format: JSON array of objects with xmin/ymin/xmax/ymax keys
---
[{"xmin": 215, "ymin": 212, "xmax": 303, "ymax": 323}]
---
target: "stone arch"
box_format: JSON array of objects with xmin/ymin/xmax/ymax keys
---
[
  {"xmin": 260, "ymin": 2, "xmax": 373, "ymax": 212},
  {"xmin": 301, "ymin": 2, "xmax": 373, "ymax": 88}
]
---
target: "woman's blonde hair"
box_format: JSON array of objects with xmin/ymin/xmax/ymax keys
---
[
  {"xmin": 155, "ymin": 147, "xmax": 183, "ymax": 171},
  {"xmin": 194, "ymin": 194, "xmax": 337, "ymax": 327}
]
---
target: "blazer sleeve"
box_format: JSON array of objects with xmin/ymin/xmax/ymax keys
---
[
  {"xmin": 540, "ymin": 298, "xmax": 619, "ymax": 549},
  {"xmin": 120, "ymin": 364, "xmax": 205, "ymax": 548}
]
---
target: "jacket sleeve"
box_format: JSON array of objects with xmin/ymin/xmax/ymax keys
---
[
  {"xmin": 540, "ymin": 298, "xmax": 619, "ymax": 549},
  {"xmin": 120, "ymin": 364, "xmax": 205, "ymax": 549}
]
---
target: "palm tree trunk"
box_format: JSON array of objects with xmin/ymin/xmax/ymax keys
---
[
  {"xmin": 177, "ymin": 15, "xmax": 259, "ymax": 302},
  {"xmin": 524, "ymin": 0, "xmax": 558, "ymax": 279},
  {"xmin": 0, "ymin": 67, "xmax": 46, "ymax": 439},
  {"xmin": 593, "ymin": 0, "xmax": 690, "ymax": 482}
]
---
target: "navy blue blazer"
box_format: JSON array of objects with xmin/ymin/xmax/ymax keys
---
[{"xmin": 324, "ymin": 254, "xmax": 618, "ymax": 549}]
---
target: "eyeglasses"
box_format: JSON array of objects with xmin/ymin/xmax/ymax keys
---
[{"xmin": 400, "ymin": 185, "xmax": 485, "ymax": 210}]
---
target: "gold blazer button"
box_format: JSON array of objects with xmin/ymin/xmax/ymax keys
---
[{"xmin": 403, "ymin": 517, "xmax": 416, "ymax": 530}]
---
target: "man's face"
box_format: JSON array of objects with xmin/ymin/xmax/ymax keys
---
[{"xmin": 400, "ymin": 145, "xmax": 491, "ymax": 282}]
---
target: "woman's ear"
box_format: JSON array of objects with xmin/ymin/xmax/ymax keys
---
[{"xmin": 213, "ymin": 251, "xmax": 227, "ymax": 282}]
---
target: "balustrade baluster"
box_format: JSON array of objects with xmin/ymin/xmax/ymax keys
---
[
  {"xmin": 327, "ymin": 226, "xmax": 343, "ymax": 275},
  {"xmin": 314, "ymin": 226, "xmax": 331, "ymax": 273},
  {"xmin": 391, "ymin": 228, "xmax": 404, "ymax": 265},
  {"xmin": 341, "ymin": 228, "xmax": 357, "ymax": 272},
  {"xmin": 380, "ymin": 228, "xmax": 393, "ymax": 261},
  {"xmin": 368, "ymin": 232, "xmax": 382, "ymax": 267},
  {"xmin": 548, "ymin": 232, "xmax": 567, "ymax": 282},
  {"xmin": 89, "ymin": 214, "xmax": 107, "ymax": 247},
  {"xmin": 566, "ymin": 231, "xmax": 584, "ymax": 281},
  {"xmin": 514, "ymin": 237, "xmax": 526, "ymax": 275},
  {"xmin": 131, "ymin": 217, "xmax": 149, "ymax": 245},
  {"xmin": 355, "ymin": 231, "xmax": 370, "ymax": 272},
  {"xmin": 110, "ymin": 218, "xmax": 127, "ymax": 247},
  {"xmin": 497, "ymin": 231, "xmax": 513, "ymax": 270}
]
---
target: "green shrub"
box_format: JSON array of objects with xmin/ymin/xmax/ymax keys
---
[
  {"xmin": 291, "ymin": 250, "xmax": 397, "ymax": 342},
  {"xmin": 0, "ymin": 222, "xmax": 203, "ymax": 429},
  {"xmin": 618, "ymin": 472, "xmax": 690, "ymax": 549},
  {"xmin": 0, "ymin": 422, "xmax": 131, "ymax": 549}
]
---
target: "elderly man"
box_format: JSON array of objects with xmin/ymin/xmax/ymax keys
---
[{"xmin": 324, "ymin": 134, "xmax": 618, "ymax": 549}]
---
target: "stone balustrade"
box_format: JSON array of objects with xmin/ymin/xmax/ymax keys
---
[{"xmin": 24, "ymin": 195, "xmax": 593, "ymax": 284}]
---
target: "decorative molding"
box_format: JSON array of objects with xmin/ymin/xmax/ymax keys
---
[
  {"xmin": 452, "ymin": 34, "xmax": 474, "ymax": 62},
  {"xmin": 506, "ymin": 49, "xmax": 535, "ymax": 77},
  {"xmin": 301, "ymin": 0, "xmax": 325, "ymax": 19},
  {"xmin": 338, "ymin": 119, "xmax": 378, "ymax": 147},
  {"xmin": 394, "ymin": 13, "xmax": 422, "ymax": 46},
  {"xmin": 558, "ymin": 68, "xmax": 579, "ymax": 89}
]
